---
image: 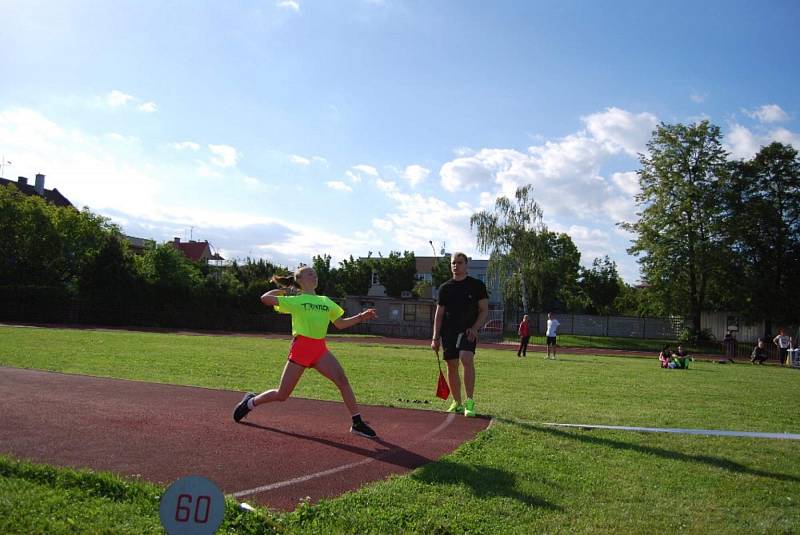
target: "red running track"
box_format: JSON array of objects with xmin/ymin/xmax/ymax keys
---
[{"xmin": 0, "ymin": 367, "xmax": 490, "ymax": 511}]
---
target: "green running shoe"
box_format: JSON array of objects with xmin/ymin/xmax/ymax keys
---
[
  {"xmin": 446, "ymin": 400, "xmax": 463, "ymax": 413},
  {"xmin": 464, "ymin": 399, "xmax": 476, "ymax": 418}
]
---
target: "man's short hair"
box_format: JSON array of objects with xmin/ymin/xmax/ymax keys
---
[{"xmin": 452, "ymin": 251, "xmax": 468, "ymax": 264}]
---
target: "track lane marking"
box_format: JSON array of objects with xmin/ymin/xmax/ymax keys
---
[{"xmin": 231, "ymin": 412, "xmax": 456, "ymax": 499}]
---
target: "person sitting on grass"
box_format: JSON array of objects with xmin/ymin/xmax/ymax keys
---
[
  {"xmin": 232, "ymin": 266, "xmax": 379, "ymax": 438},
  {"xmin": 750, "ymin": 338, "xmax": 768, "ymax": 365},
  {"xmin": 673, "ymin": 345, "xmax": 692, "ymax": 369},
  {"xmin": 659, "ymin": 345, "xmax": 675, "ymax": 368}
]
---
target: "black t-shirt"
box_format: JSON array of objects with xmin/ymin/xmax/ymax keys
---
[{"xmin": 437, "ymin": 276, "xmax": 489, "ymax": 334}]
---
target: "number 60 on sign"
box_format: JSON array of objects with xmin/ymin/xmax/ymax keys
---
[{"xmin": 159, "ymin": 475, "xmax": 225, "ymax": 535}]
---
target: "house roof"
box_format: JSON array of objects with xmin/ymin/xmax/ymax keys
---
[
  {"xmin": 169, "ymin": 239, "xmax": 224, "ymax": 262},
  {"xmin": 0, "ymin": 177, "xmax": 74, "ymax": 208}
]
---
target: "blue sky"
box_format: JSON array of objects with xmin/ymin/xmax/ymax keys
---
[{"xmin": 2, "ymin": 0, "xmax": 799, "ymax": 282}]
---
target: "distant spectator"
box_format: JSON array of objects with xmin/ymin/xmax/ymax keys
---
[
  {"xmin": 773, "ymin": 329, "xmax": 792, "ymax": 366},
  {"xmin": 659, "ymin": 345, "xmax": 675, "ymax": 369},
  {"xmin": 516, "ymin": 314, "xmax": 530, "ymax": 358},
  {"xmin": 673, "ymin": 345, "xmax": 691, "ymax": 369},
  {"xmin": 545, "ymin": 312, "xmax": 560, "ymax": 360},
  {"xmin": 723, "ymin": 331, "xmax": 738, "ymax": 361},
  {"xmin": 750, "ymin": 338, "xmax": 768, "ymax": 365}
]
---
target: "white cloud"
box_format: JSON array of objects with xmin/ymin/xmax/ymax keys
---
[
  {"xmin": 208, "ymin": 144, "xmax": 239, "ymax": 168},
  {"xmin": 277, "ymin": 0, "xmax": 300, "ymax": 11},
  {"xmin": 312, "ymin": 156, "xmax": 329, "ymax": 166},
  {"xmin": 582, "ymin": 107, "xmax": 658, "ymax": 156},
  {"xmin": 375, "ymin": 179, "xmax": 398, "ymax": 194},
  {"xmin": 107, "ymin": 90, "xmax": 134, "ymax": 108},
  {"xmin": 0, "ymin": 107, "xmax": 161, "ymax": 211},
  {"xmin": 552, "ymin": 223, "xmax": 612, "ymax": 260},
  {"xmin": 138, "ymin": 101, "xmax": 158, "ymax": 113},
  {"xmin": 0, "ymin": 105, "xmax": 378, "ymax": 272},
  {"xmin": 402, "ymin": 164, "xmax": 430, "ymax": 187},
  {"xmin": 690, "ymin": 92, "xmax": 706, "ymax": 103},
  {"xmin": 107, "ymin": 133, "xmax": 140, "ymax": 144},
  {"xmin": 440, "ymin": 149, "xmax": 521, "ymax": 192},
  {"xmin": 171, "ymin": 141, "xmax": 200, "ymax": 151},
  {"xmin": 725, "ymin": 123, "xmax": 800, "ymax": 160},
  {"xmin": 243, "ymin": 176, "xmax": 270, "ymax": 192},
  {"xmin": 346, "ymin": 163, "xmax": 379, "ymax": 184},
  {"xmin": 289, "ymin": 154, "xmax": 311, "ymax": 166},
  {"xmin": 352, "ymin": 164, "xmax": 379, "ymax": 176},
  {"xmin": 373, "ymin": 218, "xmax": 393, "ymax": 231},
  {"xmin": 105, "ymin": 90, "xmax": 157, "ymax": 113},
  {"xmin": 326, "ymin": 180, "xmax": 352, "ymax": 192},
  {"xmin": 611, "ymin": 171, "xmax": 640, "ymax": 196},
  {"xmin": 743, "ymin": 104, "xmax": 789, "ymax": 124}
]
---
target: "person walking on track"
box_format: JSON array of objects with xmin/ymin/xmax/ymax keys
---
[
  {"xmin": 431, "ymin": 252, "xmax": 489, "ymax": 418},
  {"xmin": 233, "ymin": 266, "xmax": 379, "ymax": 438}
]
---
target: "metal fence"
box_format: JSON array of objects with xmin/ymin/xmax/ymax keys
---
[{"xmin": 501, "ymin": 310, "xmax": 687, "ymax": 340}]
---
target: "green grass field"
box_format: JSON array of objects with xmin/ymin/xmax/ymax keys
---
[{"xmin": 1, "ymin": 325, "xmax": 798, "ymax": 534}]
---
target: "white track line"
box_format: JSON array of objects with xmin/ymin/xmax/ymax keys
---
[
  {"xmin": 232, "ymin": 413, "xmax": 456, "ymax": 499},
  {"xmin": 540, "ymin": 422, "xmax": 800, "ymax": 440}
]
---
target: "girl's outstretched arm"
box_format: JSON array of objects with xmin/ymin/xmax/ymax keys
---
[{"xmin": 333, "ymin": 308, "xmax": 377, "ymax": 330}]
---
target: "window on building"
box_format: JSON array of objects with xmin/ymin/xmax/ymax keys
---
[{"xmin": 404, "ymin": 304, "xmax": 432, "ymax": 322}]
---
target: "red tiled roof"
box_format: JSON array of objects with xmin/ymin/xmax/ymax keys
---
[
  {"xmin": 171, "ymin": 241, "xmax": 210, "ymax": 262},
  {"xmin": 169, "ymin": 240, "xmax": 224, "ymax": 262}
]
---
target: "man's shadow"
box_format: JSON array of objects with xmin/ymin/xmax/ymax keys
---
[
  {"xmin": 242, "ymin": 421, "xmax": 562, "ymax": 510},
  {"xmin": 410, "ymin": 458, "xmax": 563, "ymax": 510}
]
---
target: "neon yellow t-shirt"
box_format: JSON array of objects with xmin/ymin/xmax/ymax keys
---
[{"xmin": 274, "ymin": 294, "xmax": 344, "ymax": 339}]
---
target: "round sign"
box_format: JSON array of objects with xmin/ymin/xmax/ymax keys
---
[{"xmin": 159, "ymin": 475, "xmax": 225, "ymax": 535}]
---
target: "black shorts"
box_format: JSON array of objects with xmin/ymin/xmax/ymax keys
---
[
  {"xmin": 547, "ymin": 336, "xmax": 557, "ymax": 346},
  {"xmin": 442, "ymin": 331, "xmax": 477, "ymax": 360}
]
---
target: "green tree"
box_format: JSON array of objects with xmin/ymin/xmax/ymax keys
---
[
  {"xmin": 580, "ymin": 256, "xmax": 622, "ymax": 315},
  {"xmin": 135, "ymin": 243, "xmax": 203, "ymax": 300},
  {"xmin": 471, "ymin": 185, "xmax": 546, "ymax": 313},
  {"xmin": 0, "ymin": 185, "xmax": 114, "ymax": 291},
  {"xmin": 431, "ymin": 256, "xmax": 452, "ymax": 288},
  {"xmin": 0, "ymin": 184, "xmax": 60, "ymax": 286},
  {"xmin": 373, "ymin": 251, "xmax": 416, "ymax": 297},
  {"xmin": 621, "ymin": 121, "xmax": 729, "ymax": 337},
  {"xmin": 725, "ymin": 142, "xmax": 800, "ymax": 333},
  {"xmin": 312, "ymin": 254, "xmax": 341, "ymax": 297},
  {"xmin": 543, "ymin": 231, "xmax": 582, "ymax": 311},
  {"xmin": 79, "ymin": 233, "xmax": 142, "ymax": 309},
  {"xmin": 337, "ymin": 255, "xmax": 371, "ymax": 296},
  {"xmin": 230, "ymin": 257, "xmax": 283, "ymax": 287}
]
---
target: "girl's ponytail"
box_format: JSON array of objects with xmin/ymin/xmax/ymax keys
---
[{"xmin": 271, "ymin": 274, "xmax": 299, "ymax": 288}]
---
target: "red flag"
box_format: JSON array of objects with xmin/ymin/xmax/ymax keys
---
[{"xmin": 434, "ymin": 348, "xmax": 450, "ymax": 400}]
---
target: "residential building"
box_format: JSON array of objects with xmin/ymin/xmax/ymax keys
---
[
  {"xmin": 169, "ymin": 237, "xmax": 225, "ymax": 265},
  {"xmin": 0, "ymin": 174, "xmax": 73, "ymax": 207}
]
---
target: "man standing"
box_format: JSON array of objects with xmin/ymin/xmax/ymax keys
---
[
  {"xmin": 545, "ymin": 312, "xmax": 560, "ymax": 360},
  {"xmin": 431, "ymin": 252, "xmax": 489, "ymax": 418}
]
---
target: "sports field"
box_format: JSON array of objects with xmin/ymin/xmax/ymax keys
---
[{"xmin": 1, "ymin": 325, "xmax": 798, "ymax": 533}]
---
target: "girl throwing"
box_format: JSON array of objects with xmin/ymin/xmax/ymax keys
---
[{"xmin": 233, "ymin": 266, "xmax": 379, "ymax": 438}]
